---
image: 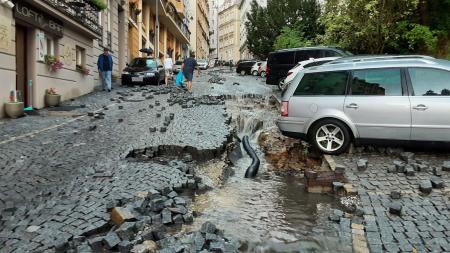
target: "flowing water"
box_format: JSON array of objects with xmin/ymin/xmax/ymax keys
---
[{"xmin": 185, "ymin": 98, "xmax": 352, "ymax": 252}]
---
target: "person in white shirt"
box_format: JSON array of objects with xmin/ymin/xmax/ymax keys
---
[{"xmin": 164, "ymin": 54, "xmax": 174, "ymax": 86}]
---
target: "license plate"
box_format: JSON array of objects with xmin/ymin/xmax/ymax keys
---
[
  {"xmin": 132, "ymin": 77, "xmax": 143, "ymax": 82},
  {"xmin": 146, "ymin": 73, "xmax": 155, "ymax": 77}
]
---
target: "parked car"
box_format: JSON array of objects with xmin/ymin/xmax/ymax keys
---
[
  {"xmin": 173, "ymin": 60, "xmax": 183, "ymax": 74},
  {"xmin": 251, "ymin": 62, "xmax": 263, "ymax": 76},
  {"xmin": 278, "ymin": 57, "xmax": 341, "ymax": 91},
  {"xmin": 122, "ymin": 57, "xmax": 165, "ymax": 86},
  {"xmin": 277, "ymin": 55, "xmax": 450, "ymax": 155},
  {"xmin": 236, "ymin": 60, "xmax": 257, "ymax": 75},
  {"xmin": 258, "ymin": 61, "xmax": 267, "ymax": 78},
  {"xmin": 266, "ymin": 47, "xmax": 352, "ymax": 86},
  {"xmin": 197, "ymin": 59, "xmax": 209, "ymax": 70}
]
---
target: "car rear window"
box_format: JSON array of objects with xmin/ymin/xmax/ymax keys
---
[
  {"xmin": 294, "ymin": 71, "xmax": 349, "ymax": 96},
  {"xmin": 408, "ymin": 68, "xmax": 450, "ymax": 96},
  {"xmin": 351, "ymin": 68, "xmax": 402, "ymax": 96}
]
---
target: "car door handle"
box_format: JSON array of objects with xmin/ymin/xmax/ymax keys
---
[
  {"xmin": 346, "ymin": 103, "xmax": 359, "ymax": 109},
  {"xmin": 413, "ymin": 104, "xmax": 428, "ymax": 111}
]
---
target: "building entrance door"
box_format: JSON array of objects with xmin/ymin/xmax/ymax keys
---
[{"xmin": 15, "ymin": 24, "xmax": 28, "ymax": 106}]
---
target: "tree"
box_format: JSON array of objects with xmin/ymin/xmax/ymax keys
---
[
  {"xmin": 246, "ymin": 0, "xmax": 322, "ymax": 58},
  {"xmin": 274, "ymin": 26, "xmax": 312, "ymax": 50},
  {"xmin": 245, "ymin": 0, "xmax": 275, "ymax": 59},
  {"xmin": 321, "ymin": 0, "xmax": 420, "ymax": 54}
]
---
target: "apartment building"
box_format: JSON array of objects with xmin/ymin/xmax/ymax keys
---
[
  {"xmin": 218, "ymin": 0, "xmax": 240, "ymax": 62},
  {"xmin": 187, "ymin": 0, "xmax": 210, "ymax": 59},
  {"xmin": 209, "ymin": 0, "xmax": 219, "ymax": 59},
  {"xmin": 239, "ymin": 0, "xmax": 266, "ymax": 59},
  {"xmin": 127, "ymin": 0, "xmax": 190, "ymax": 61}
]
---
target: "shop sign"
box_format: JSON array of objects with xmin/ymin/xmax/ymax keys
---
[{"xmin": 14, "ymin": 2, "xmax": 63, "ymax": 37}]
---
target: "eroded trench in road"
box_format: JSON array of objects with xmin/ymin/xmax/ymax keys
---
[
  {"xmin": 184, "ymin": 96, "xmax": 354, "ymax": 253},
  {"xmin": 125, "ymin": 94, "xmax": 354, "ymax": 252}
]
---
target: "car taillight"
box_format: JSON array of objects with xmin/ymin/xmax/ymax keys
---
[
  {"xmin": 266, "ymin": 66, "xmax": 270, "ymax": 76},
  {"xmin": 287, "ymin": 72, "xmax": 293, "ymax": 76},
  {"xmin": 281, "ymin": 101, "xmax": 289, "ymax": 117}
]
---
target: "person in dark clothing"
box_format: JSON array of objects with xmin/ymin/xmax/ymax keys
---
[
  {"xmin": 97, "ymin": 48, "xmax": 113, "ymax": 92},
  {"xmin": 182, "ymin": 53, "xmax": 199, "ymax": 92}
]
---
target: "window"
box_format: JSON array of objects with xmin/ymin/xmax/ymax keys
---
[
  {"xmin": 76, "ymin": 46, "xmax": 86, "ymax": 67},
  {"xmin": 408, "ymin": 68, "xmax": 450, "ymax": 96},
  {"xmin": 351, "ymin": 68, "xmax": 402, "ymax": 96},
  {"xmin": 324, "ymin": 50, "xmax": 339, "ymax": 57},
  {"xmin": 270, "ymin": 52, "xmax": 295, "ymax": 65},
  {"xmin": 294, "ymin": 71, "xmax": 348, "ymax": 96},
  {"xmin": 294, "ymin": 50, "xmax": 309, "ymax": 62}
]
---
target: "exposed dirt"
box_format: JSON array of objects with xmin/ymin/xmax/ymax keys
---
[{"xmin": 258, "ymin": 127, "xmax": 322, "ymax": 175}]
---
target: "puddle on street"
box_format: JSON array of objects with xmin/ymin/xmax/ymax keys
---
[{"xmin": 183, "ymin": 98, "xmax": 351, "ymax": 252}]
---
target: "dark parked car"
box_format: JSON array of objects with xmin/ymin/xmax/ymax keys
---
[
  {"xmin": 266, "ymin": 47, "xmax": 352, "ymax": 85},
  {"xmin": 236, "ymin": 60, "xmax": 257, "ymax": 75},
  {"xmin": 122, "ymin": 57, "xmax": 165, "ymax": 85}
]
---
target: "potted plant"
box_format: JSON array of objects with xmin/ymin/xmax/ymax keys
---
[
  {"xmin": 44, "ymin": 55, "xmax": 64, "ymax": 72},
  {"xmin": 76, "ymin": 64, "xmax": 90, "ymax": 76},
  {"xmin": 45, "ymin": 88, "xmax": 61, "ymax": 107},
  {"xmin": 4, "ymin": 95, "xmax": 24, "ymax": 118}
]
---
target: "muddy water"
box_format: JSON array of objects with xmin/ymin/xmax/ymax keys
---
[{"xmin": 186, "ymin": 98, "xmax": 351, "ymax": 252}]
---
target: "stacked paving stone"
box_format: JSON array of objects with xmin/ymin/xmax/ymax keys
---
[{"xmin": 334, "ymin": 149, "xmax": 450, "ymax": 253}]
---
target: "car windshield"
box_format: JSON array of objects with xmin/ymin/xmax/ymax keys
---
[
  {"xmin": 175, "ymin": 61, "xmax": 183, "ymax": 65},
  {"xmin": 198, "ymin": 60, "xmax": 207, "ymax": 64},
  {"xmin": 129, "ymin": 58, "xmax": 157, "ymax": 68}
]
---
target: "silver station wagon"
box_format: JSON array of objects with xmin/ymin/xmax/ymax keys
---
[{"xmin": 277, "ymin": 56, "xmax": 450, "ymax": 155}]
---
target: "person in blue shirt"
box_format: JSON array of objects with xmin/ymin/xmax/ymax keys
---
[
  {"xmin": 182, "ymin": 53, "xmax": 199, "ymax": 92},
  {"xmin": 97, "ymin": 48, "xmax": 113, "ymax": 92}
]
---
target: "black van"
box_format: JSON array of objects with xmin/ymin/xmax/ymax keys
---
[{"xmin": 266, "ymin": 47, "xmax": 351, "ymax": 85}]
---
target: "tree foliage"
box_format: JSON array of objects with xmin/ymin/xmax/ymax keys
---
[
  {"xmin": 320, "ymin": 0, "xmax": 450, "ymax": 57},
  {"xmin": 245, "ymin": 0, "xmax": 322, "ymax": 59},
  {"xmin": 273, "ymin": 26, "xmax": 312, "ymax": 50}
]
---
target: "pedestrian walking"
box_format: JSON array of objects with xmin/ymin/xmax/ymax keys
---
[
  {"xmin": 97, "ymin": 48, "xmax": 113, "ymax": 92},
  {"xmin": 182, "ymin": 53, "xmax": 199, "ymax": 92},
  {"xmin": 164, "ymin": 54, "xmax": 174, "ymax": 86}
]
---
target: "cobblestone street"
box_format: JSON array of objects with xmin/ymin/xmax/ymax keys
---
[
  {"xmin": 1, "ymin": 69, "xmax": 450, "ymax": 253},
  {"xmin": 333, "ymin": 149, "xmax": 450, "ymax": 253},
  {"xmin": 0, "ymin": 70, "xmax": 272, "ymax": 252}
]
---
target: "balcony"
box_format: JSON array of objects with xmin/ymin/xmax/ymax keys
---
[
  {"xmin": 41, "ymin": 0, "xmax": 102, "ymax": 36},
  {"xmin": 169, "ymin": 0, "xmax": 185, "ymax": 19}
]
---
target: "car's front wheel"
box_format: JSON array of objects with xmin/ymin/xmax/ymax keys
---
[
  {"xmin": 252, "ymin": 70, "xmax": 258, "ymax": 76},
  {"xmin": 240, "ymin": 70, "xmax": 246, "ymax": 76},
  {"xmin": 309, "ymin": 119, "xmax": 351, "ymax": 155},
  {"xmin": 260, "ymin": 71, "xmax": 266, "ymax": 78}
]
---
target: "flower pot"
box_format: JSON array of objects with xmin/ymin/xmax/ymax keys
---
[
  {"xmin": 4, "ymin": 102, "xmax": 24, "ymax": 118},
  {"xmin": 45, "ymin": 94, "xmax": 61, "ymax": 107}
]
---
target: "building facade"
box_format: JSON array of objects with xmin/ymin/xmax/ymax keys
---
[
  {"xmin": 187, "ymin": 0, "xmax": 210, "ymax": 59},
  {"xmin": 209, "ymin": 0, "xmax": 219, "ymax": 59},
  {"xmin": 239, "ymin": 0, "xmax": 266, "ymax": 60},
  {"xmin": 127, "ymin": 0, "xmax": 190, "ymax": 62},
  {"xmin": 0, "ymin": 0, "xmax": 128, "ymax": 118},
  {"xmin": 0, "ymin": 0, "xmax": 190, "ymax": 118},
  {"xmin": 218, "ymin": 0, "xmax": 240, "ymax": 63}
]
